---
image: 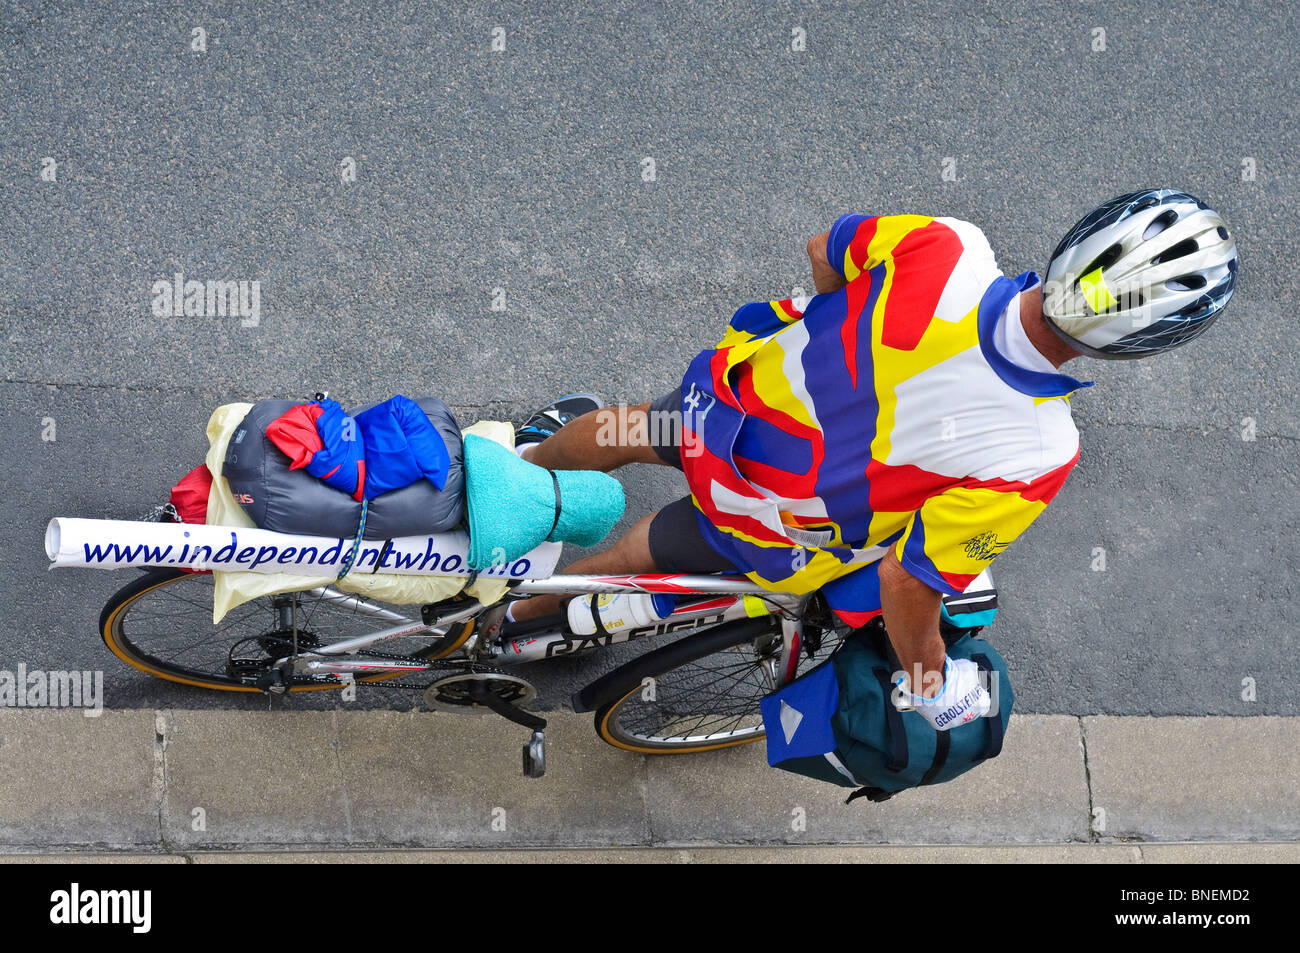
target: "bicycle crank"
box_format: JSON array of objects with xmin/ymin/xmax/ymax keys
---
[
  {"xmin": 422, "ymin": 668, "xmax": 547, "ymax": 779},
  {"xmin": 422, "ymin": 668, "xmax": 537, "ymax": 714}
]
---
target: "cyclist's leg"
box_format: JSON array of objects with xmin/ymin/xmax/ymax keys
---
[
  {"xmin": 512, "ymin": 389, "xmax": 704, "ymax": 623},
  {"xmin": 643, "ymin": 495, "xmax": 739, "ymax": 574},
  {"xmin": 528, "ymin": 390, "xmax": 683, "ymax": 472},
  {"xmin": 509, "ymin": 496, "xmax": 739, "ymax": 623},
  {"xmin": 510, "ymin": 512, "xmax": 657, "ymax": 622}
]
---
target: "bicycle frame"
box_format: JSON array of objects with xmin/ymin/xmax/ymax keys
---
[{"xmin": 290, "ymin": 572, "xmax": 806, "ymax": 686}]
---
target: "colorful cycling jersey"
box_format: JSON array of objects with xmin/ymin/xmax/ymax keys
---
[{"xmin": 678, "ymin": 213, "xmax": 1094, "ymax": 626}]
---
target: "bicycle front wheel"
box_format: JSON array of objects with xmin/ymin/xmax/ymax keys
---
[{"xmin": 592, "ymin": 616, "xmax": 841, "ymax": 754}]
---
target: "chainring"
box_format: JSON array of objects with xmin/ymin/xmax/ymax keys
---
[{"xmin": 422, "ymin": 668, "xmax": 537, "ymax": 715}]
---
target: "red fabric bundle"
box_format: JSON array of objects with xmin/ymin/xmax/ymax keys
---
[{"xmin": 169, "ymin": 463, "xmax": 213, "ymax": 524}]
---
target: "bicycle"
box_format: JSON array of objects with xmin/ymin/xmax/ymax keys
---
[{"xmin": 98, "ymin": 545, "xmax": 853, "ymax": 777}]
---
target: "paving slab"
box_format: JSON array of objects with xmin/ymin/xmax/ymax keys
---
[
  {"xmin": 8, "ymin": 844, "xmax": 1298, "ymax": 862},
  {"xmin": 645, "ymin": 715, "xmax": 1089, "ymax": 844},
  {"xmin": 1138, "ymin": 843, "xmax": 1300, "ymax": 864},
  {"xmin": 0, "ymin": 710, "xmax": 158, "ymax": 848},
  {"xmin": 335, "ymin": 710, "xmax": 648, "ymax": 847},
  {"xmin": 160, "ymin": 710, "xmax": 349, "ymax": 847},
  {"xmin": 1083, "ymin": 716, "xmax": 1300, "ymax": 842},
  {"xmin": 189, "ymin": 845, "xmax": 1143, "ymax": 863},
  {"xmin": 2, "ymin": 708, "xmax": 1296, "ymax": 851},
  {"xmin": 0, "ymin": 853, "xmax": 187, "ymax": 863}
]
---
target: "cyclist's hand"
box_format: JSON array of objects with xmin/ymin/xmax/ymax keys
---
[{"xmin": 895, "ymin": 656, "xmax": 990, "ymax": 732}]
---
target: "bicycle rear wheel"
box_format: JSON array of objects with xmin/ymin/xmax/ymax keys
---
[{"xmin": 100, "ymin": 569, "xmax": 470, "ymax": 693}]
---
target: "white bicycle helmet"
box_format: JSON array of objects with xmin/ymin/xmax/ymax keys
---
[{"xmin": 1043, "ymin": 189, "xmax": 1238, "ymax": 359}]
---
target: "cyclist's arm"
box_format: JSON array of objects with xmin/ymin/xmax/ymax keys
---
[
  {"xmin": 811, "ymin": 213, "xmax": 883, "ymax": 294},
  {"xmin": 882, "ymin": 462, "xmax": 1076, "ymax": 697},
  {"xmin": 806, "ymin": 232, "xmax": 847, "ymax": 295},
  {"xmin": 877, "ymin": 548, "xmax": 947, "ymax": 698}
]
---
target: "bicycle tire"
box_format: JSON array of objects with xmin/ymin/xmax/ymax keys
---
[
  {"xmin": 100, "ymin": 568, "xmax": 469, "ymax": 693},
  {"xmin": 588, "ymin": 616, "xmax": 783, "ymax": 754}
]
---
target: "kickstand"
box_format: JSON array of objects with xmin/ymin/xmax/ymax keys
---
[{"xmin": 467, "ymin": 684, "xmax": 548, "ymax": 779}]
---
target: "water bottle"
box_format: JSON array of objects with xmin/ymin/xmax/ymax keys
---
[{"xmin": 567, "ymin": 592, "xmax": 677, "ymax": 635}]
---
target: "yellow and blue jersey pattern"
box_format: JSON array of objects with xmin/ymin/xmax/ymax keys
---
[{"xmin": 678, "ymin": 213, "xmax": 1092, "ymax": 625}]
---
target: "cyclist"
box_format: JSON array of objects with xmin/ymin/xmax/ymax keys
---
[{"xmin": 508, "ymin": 190, "xmax": 1237, "ymax": 729}]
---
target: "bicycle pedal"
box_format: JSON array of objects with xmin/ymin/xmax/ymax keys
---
[{"xmin": 522, "ymin": 730, "xmax": 546, "ymax": 779}]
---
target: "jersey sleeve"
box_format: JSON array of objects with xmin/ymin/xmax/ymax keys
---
[
  {"xmin": 891, "ymin": 484, "xmax": 1056, "ymax": 596},
  {"xmin": 826, "ymin": 213, "xmax": 876, "ymax": 282}
]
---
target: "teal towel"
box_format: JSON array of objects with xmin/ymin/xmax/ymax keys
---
[{"xmin": 463, "ymin": 435, "xmax": 625, "ymax": 570}]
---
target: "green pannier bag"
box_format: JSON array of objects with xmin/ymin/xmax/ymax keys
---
[{"xmin": 759, "ymin": 617, "xmax": 1013, "ymax": 803}]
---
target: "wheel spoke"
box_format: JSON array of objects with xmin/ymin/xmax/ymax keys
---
[
  {"xmin": 607, "ymin": 624, "xmax": 850, "ymax": 747},
  {"xmin": 105, "ymin": 571, "xmax": 450, "ymax": 688}
]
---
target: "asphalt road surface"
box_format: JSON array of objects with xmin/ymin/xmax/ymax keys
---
[{"xmin": 1, "ymin": 1, "xmax": 1296, "ymax": 716}]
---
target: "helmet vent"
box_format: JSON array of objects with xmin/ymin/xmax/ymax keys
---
[
  {"xmin": 1166, "ymin": 274, "xmax": 1207, "ymax": 291},
  {"xmin": 1217, "ymin": 226, "xmax": 1230, "ymax": 240},
  {"xmin": 1107, "ymin": 290, "xmax": 1145, "ymax": 314},
  {"xmin": 1143, "ymin": 209, "xmax": 1179, "ymax": 240},
  {"xmin": 1132, "ymin": 195, "xmax": 1160, "ymax": 212},
  {"xmin": 1152, "ymin": 238, "xmax": 1199, "ymax": 264},
  {"xmin": 1074, "ymin": 244, "xmax": 1124, "ymax": 288}
]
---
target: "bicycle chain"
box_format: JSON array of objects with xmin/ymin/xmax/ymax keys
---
[{"xmin": 279, "ymin": 650, "xmax": 508, "ymax": 690}]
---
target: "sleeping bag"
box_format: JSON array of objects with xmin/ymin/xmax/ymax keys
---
[{"xmin": 222, "ymin": 395, "xmax": 464, "ymax": 540}]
